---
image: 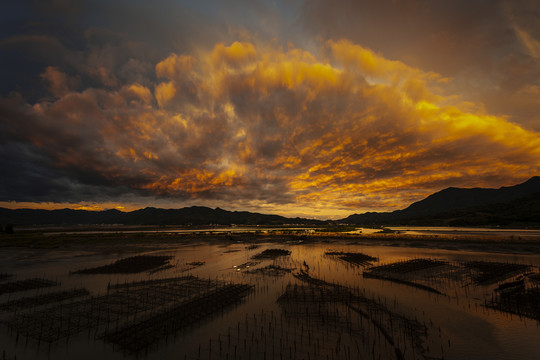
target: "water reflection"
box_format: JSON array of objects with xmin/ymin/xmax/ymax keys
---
[
  {"xmin": 40, "ymin": 225, "xmax": 540, "ymax": 239},
  {"xmin": 0, "ymin": 241, "xmax": 539, "ymax": 359}
]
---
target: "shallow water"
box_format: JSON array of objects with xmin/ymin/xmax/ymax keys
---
[
  {"xmin": 34, "ymin": 225, "xmax": 540, "ymax": 239},
  {"xmin": 1, "ymin": 241, "xmax": 539, "ymax": 360}
]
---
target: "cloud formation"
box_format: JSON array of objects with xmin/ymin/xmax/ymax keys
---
[
  {"xmin": 2, "ymin": 36, "xmax": 540, "ymax": 217},
  {"xmin": 1, "ymin": 0, "xmax": 540, "ymax": 218},
  {"xmin": 300, "ymin": 0, "xmax": 540, "ymax": 131}
]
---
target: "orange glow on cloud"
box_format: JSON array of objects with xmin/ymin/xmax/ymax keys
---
[
  {"xmin": 4, "ymin": 39, "xmax": 540, "ymax": 218},
  {"xmin": 0, "ymin": 202, "xmax": 132, "ymax": 212},
  {"xmin": 155, "ymin": 81, "xmax": 176, "ymax": 107},
  {"xmin": 142, "ymin": 168, "xmax": 242, "ymax": 195}
]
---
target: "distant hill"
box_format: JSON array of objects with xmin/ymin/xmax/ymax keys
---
[
  {"xmin": 2, "ymin": 177, "xmax": 539, "ymax": 228},
  {"xmin": 418, "ymin": 190, "xmax": 540, "ymax": 227},
  {"xmin": 0, "ymin": 206, "xmax": 322, "ymax": 226},
  {"xmin": 341, "ymin": 177, "xmax": 540, "ymax": 227}
]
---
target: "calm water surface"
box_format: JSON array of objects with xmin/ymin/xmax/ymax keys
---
[
  {"xmin": 39, "ymin": 225, "xmax": 540, "ymax": 239},
  {"xmin": 1, "ymin": 241, "xmax": 539, "ymax": 360}
]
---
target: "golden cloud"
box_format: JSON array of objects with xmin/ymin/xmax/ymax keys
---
[{"xmin": 6, "ymin": 39, "xmax": 540, "ymax": 215}]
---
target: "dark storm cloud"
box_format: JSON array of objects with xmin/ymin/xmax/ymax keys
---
[{"xmin": 300, "ymin": 0, "xmax": 515, "ymax": 74}]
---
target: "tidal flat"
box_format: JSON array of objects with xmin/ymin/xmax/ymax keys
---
[{"xmin": 1, "ymin": 231, "xmax": 540, "ymax": 360}]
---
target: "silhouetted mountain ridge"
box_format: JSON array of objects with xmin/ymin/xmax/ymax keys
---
[
  {"xmin": 0, "ymin": 206, "xmax": 322, "ymax": 226},
  {"xmin": 2, "ymin": 177, "xmax": 539, "ymax": 227},
  {"xmin": 402, "ymin": 176, "xmax": 540, "ymax": 217},
  {"xmin": 342, "ymin": 177, "xmax": 540, "ymax": 226}
]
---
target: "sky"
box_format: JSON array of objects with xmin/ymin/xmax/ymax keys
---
[{"xmin": 1, "ymin": 0, "xmax": 540, "ymax": 219}]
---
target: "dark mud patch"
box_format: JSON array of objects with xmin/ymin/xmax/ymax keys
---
[
  {"xmin": 325, "ymin": 251, "xmax": 378, "ymax": 266},
  {"xmin": 252, "ymin": 248, "xmax": 291, "ymax": 259},
  {"xmin": 367, "ymin": 258, "xmax": 448, "ymax": 274},
  {"xmin": 363, "ymin": 272, "xmax": 444, "ymax": 295},
  {"xmin": 363, "ymin": 259, "xmax": 449, "ymax": 295},
  {"xmin": 148, "ymin": 264, "xmax": 174, "ymax": 274},
  {"xmin": 0, "ymin": 278, "xmax": 58, "ymax": 296},
  {"xmin": 72, "ymin": 255, "xmax": 173, "ymax": 274},
  {"xmin": 462, "ymin": 261, "xmax": 531, "ymax": 285},
  {"xmin": 107, "ymin": 275, "xmax": 197, "ymax": 291},
  {"xmin": 0, "ymin": 288, "xmax": 89, "ymax": 312},
  {"xmin": 171, "ymin": 261, "xmax": 205, "ymax": 273},
  {"xmin": 245, "ymin": 264, "xmax": 294, "ymax": 276},
  {"xmin": 487, "ymin": 277, "xmax": 540, "ymax": 321}
]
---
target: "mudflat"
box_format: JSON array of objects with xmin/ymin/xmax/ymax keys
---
[{"xmin": 1, "ymin": 230, "xmax": 540, "ymax": 360}]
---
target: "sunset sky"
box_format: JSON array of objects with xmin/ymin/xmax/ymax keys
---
[{"xmin": 1, "ymin": 0, "xmax": 540, "ymax": 219}]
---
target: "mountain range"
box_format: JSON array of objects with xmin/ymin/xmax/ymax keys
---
[
  {"xmin": 0, "ymin": 206, "xmax": 322, "ymax": 227},
  {"xmin": 1, "ymin": 177, "xmax": 539, "ymax": 227},
  {"xmin": 341, "ymin": 176, "xmax": 540, "ymax": 227}
]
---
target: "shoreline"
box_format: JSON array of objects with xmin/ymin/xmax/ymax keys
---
[{"xmin": 2, "ymin": 230, "xmax": 540, "ymax": 256}]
